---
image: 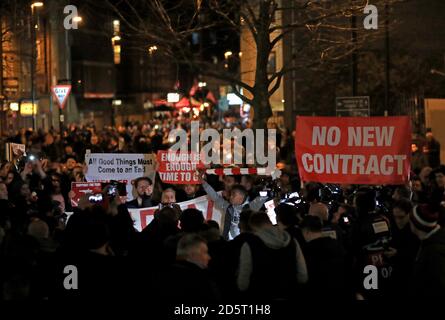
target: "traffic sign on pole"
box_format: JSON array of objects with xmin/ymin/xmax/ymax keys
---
[
  {"xmin": 51, "ymin": 85, "xmax": 72, "ymax": 109},
  {"xmin": 335, "ymin": 96, "xmax": 370, "ymax": 117}
]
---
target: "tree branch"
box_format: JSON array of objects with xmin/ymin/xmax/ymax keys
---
[
  {"xmin": 268, "ymin": 74, "xmax": 283, "ymax": 97},
  {"xmin": 231, "ymin": 84, "xmax": 253, "ymax": 105}
]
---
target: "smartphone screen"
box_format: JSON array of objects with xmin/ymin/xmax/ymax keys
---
[
  {"xmin": 265, "ymin": 199, "xmax": 277, "ymax": 225},
  {"xmin": 89, "ymin": 194, "xmax": 103, "ymax": 203}
]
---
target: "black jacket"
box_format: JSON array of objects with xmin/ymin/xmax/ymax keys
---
[
  {"xmin": 126, "ymin": 196, "xmax": 154, "ymax": 209},
  {"xmin": 426, "ymin": 138, "xmax": 441, "ymax": 169},
  {"xmin": 411, "ymin": 150, "xmax": 428, "ymax": 174},
  {"xmin": 304, "ymin": 236, "xmax": 347, "ymax": 299},
  {"xmin": 157, "ymin": 260, "xmax": 221, "ymax": 303},
  {"xmin": 389, "ymin": 224, "xmax": 419, "ymax": 297},
  {"xmin": 412, "ymin": 227, "xmax": 445, "ymax": 299}
]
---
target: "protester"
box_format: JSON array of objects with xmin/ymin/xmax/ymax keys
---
[
  {"xmin": 424, "ymin": 129, "xmax": 441, "ymax": 169},
  {"xmin": 157, "ymin": 233, "xmax": 221, "ymax": 303},
  {"xmin": 1, "ymin": 119, "xmax": 445, "ymax": 303},
  {"xmin": 236, "ymin": 211, "xmax": 307, "ymax": 301},
  {"xmin": 176, "ymin": 184, "xmax": 204, "ymax": 202},
  {"xmin": 387, "ymin": 199, "xmax": 419, "ymax": 297},
  {"xmin": 126, "ymin": 177, "xmax": 155, "ymax": 208},
  {"xmin": 410, "ymin": 204, "xmax": 445, "ymax": 298},
  {"xmin": 351, "ymin": 188, "xmax": 393, "ymax": 300},
  {"xmin": 201, "ymin": 172, "xmax": 268, "ymax": 240},
  {"xmin": 411, "ymin": 142, "xmax": 428, "ymax": 174},
  {"xmin": 300, "ymin": 215, "xmax": 348, "ymax": 299},
  {"xmin": 160, "ymin": 188, "xmax": 176, "ymax": 205}
]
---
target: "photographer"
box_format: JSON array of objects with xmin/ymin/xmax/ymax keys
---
[
  {"xmin": 300, "ymin": 215, "xmax": 347, "ymax": 300},
  {"xmin": 81, "ymin": 182, "xmax": 137, "ymax": 257},
  {"xmin": 236, "ymin": 211, "xmax": 307, "ymax": 301}
]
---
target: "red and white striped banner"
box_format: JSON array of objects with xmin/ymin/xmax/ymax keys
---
[{"xmin": 205, "ymin": 167, "xmax": 276, "ymax": 176}]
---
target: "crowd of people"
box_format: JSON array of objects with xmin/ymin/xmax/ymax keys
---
[{"xmin": 0, "ymin": 120, "xmax": 444, "ymax": 303}]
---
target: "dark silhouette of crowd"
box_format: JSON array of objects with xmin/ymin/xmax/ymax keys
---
[{"xmin": 1, "ymin": 123, "xmax": 445, "ymax": 303}]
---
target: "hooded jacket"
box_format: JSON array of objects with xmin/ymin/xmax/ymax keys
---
[
  {"xmin": 304, "ymin": 236, "xmax": 347, "ymax": 299},
  {"xmin": 236, "ymin": 227, "xmax": 308, "ymax": 300}
]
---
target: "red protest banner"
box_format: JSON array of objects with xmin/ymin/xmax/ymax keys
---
[
  {"xmin": 157, "ymin": 151, "xmax": 203, "ymax": 184},
  {"xmin": 295, "ymin": 116, "xmax": 411, "ymax": 185},
  {"xmin": 70, "ymin": 182, "xmax": 102, "ymax": 207}
]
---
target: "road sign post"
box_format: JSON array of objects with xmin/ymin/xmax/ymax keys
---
[
  {"xmin": 51, "ymin": 85, "xmax": 72, "ymax": 132},
  {"xmin": 335, "ymin": 96, "xmax": 370, "ymax": 117}
]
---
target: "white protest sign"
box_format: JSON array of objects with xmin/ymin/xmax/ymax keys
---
[
  {"xmin": 85, "ymin": 153, "xmax": 156, "ymax": 201},
  {"xmin": 128, "ymin": 194, "xmax": 224, "ymax": 232},
  {"xmin": 65, "ymin": 194, "xmax": 225, "ymax": 232},
  {"xmin": 51, "ymin": 85, "xmax": 72, "ymax": 109}
]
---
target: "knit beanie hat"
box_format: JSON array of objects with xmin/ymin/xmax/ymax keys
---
[{"xmin": 410, "ymin": 204, "xmax": 439, "ymax": 232}]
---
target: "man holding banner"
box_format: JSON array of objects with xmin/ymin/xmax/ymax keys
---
[{"xmin": 199, "ymin": 171, "xmax": 268, "ymax": 240}]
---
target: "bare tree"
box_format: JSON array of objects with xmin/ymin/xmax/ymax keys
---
[{"xmin": 100, "ymin": 0, "xmax": 400, "ymax": 129}]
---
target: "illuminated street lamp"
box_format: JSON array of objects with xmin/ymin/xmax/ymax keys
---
[
  {"xmin": 31, "ymin": 2, "xmax": 43, "ymax": 9},
  {"xmin": 73, "ymin": 16, "xmax": 83, "ymax": 23},
  {"xmin": 148, "ymin": 45, "xmax": 158, "ymax": 55},
  {"xmin": 224, "ymin": 51, "xmax": 233, "ymax": 59}
]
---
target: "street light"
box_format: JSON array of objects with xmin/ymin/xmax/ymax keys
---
[
  {"xmin": 31, "ymin": 2, "xmax": 43, "ymax": 9},
  {"xmin": 148, "ymin": 45, "xmax": 158, "ymax": 54},
  {"xmin": 30, "ymin": 2, "xmax": 43, "ymax": 131},
  {"xmin": 73, "ymin": 16, "xmax": 82, "ymax": 23}
]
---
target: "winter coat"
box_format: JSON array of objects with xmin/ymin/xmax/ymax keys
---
[
  {"xmin": 412, "ymin": 227, "xmax": 445, "ymax": 299},
  {"xmin": 236, "ymin": 227, "xmax": 308, "ymax": 301},
  {"xmin": 304, "ymin": 236, "xmax": 348, "ymax": 299}
]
